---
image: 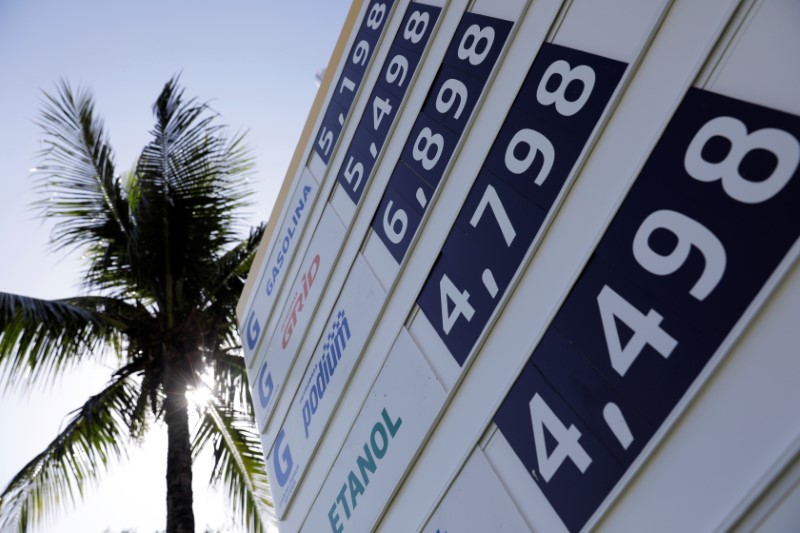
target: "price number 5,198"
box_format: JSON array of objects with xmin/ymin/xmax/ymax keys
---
[{"xmin": 315, "ymin": 0, "xmax": 394, "ymax": 164}]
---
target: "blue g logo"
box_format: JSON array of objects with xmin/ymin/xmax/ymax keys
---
[
  {"xmin": 246, "ymin": 311, "xmax": 260, "ymax": 350},
  {"xmin": 273, "ymin": 429, "xmax": 293, "ymax": 487},
  {"xmin": 257, "ymin": 361, "xmax": 274, "ymax": 409}
]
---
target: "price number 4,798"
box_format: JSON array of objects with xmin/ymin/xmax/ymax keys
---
[
  {"xmin": 436, "ymin": 59, "xmax": 598, "ymax": 338},
  {"xmin": 419, "ymin": 43, "xmax": 626, "ymax": 365}
]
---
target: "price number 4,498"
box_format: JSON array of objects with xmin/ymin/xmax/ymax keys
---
[
  {"xmin": 536, "ymin": 105, "xmax": 800, "ymax": 490},
  {"xmin": 597, "ymin": 115, "xmax": 799, "ymax": 381}
]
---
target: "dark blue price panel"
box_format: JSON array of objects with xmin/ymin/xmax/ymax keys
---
[
  {"xmin": 441, "ymin": 12, "xmax": 513, "ymax": 81},
  {"xmin": 331, "ymin": 65, "xmax": 362, "ymax": 113},
  {"xmin": 415, "ymin": 43, "xmax": 627, "ymax": 364},
  {"xmin": 388, "ymin": 160, "xmax": 434, "ymax": 216},
  {"xmin": 315, "ymin": 99, "xmax": 348, "ymax": 163},
  {"xmin": 494, "ymin": 362, "xmax": 623, "ymax": 533},
  {"xmin": 314, "ymin": 0, "xmax": 396, "ymax": 164},
  {"xmin": 373, "ymin": 183, "xmax": 423, "ymax": 263},
  {"xmin": 336, "ymin": 2, "xmax": 442, "ymax": 204},
  {"xmin": 485, "ymin": 43, "xmax": 626, "ymax": 210},
  {"xmin": 337, "ymin": 127, "xmax": 381, "ymax": 204},
  {"xmin": 421, "ymin": 63, "xmax": 487, "ymax": 136},
  {"xmin": 417, "ymin": 171, "xmax": 546, "ymax": 364},
  {"xmin": 399, "ymin": 111, "xmax": 460, "ymax": 188},
  {"xmin": 393, "ymin": 2, "xmax": 440, "ymax": 55},
  {"xmin": 532, "ymin": 326, "xmax": 657, "ymax": 467},
  {"xmin": 378, "ymin": 44, "xmax": 423, "ymax": 100},
  {"xmin": 552, "ymin": 254, "xmax": 716, "ymax": 427},
  {"xmin": 366, "ymin": 82, "xmax": 400, "ymax": 142},
  {"xmin": 417, "ymin": 234, "xmax": 499, "ymax": 362},
  {"xmin": 372, "ymin": 12, "xmax": 514, "ymax": 262},
  {"xmin": 494, "ymin": 88, "xmax": 800, "ymax": 532},
  {"xmin": 593, "ymin": 88, "xmax": 800, "ymax": 349}
]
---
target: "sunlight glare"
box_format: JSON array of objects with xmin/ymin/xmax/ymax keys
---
[{"xmin": 186, "ymin": 367, "xmax": 216, "ymax": 409}]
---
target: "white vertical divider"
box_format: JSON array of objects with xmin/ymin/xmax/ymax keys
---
[{"xmin": 379, "ymin": 0, "xmax": 739, "ymax": 530}]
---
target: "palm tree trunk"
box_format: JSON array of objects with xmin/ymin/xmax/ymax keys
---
[{"xmin": 164, "ymin": 362, "xmax": 195, "ymax": 533}]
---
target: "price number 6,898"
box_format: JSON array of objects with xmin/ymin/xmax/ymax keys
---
[{"xmin": 373, "ymin": 13, "xmax": 513, "ymax": 264}]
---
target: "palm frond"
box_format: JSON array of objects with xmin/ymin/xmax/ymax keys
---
[
  {"xmin": 212, "ymin": 352, "xmax": 254, "ymax": 420},
  {"xmin": 130, "ymin": 76, "xmax": 256, "ymax": 318},
  {"xmin": 35, "ymin": 80, "xmax": 131, "ymax": 255},
  {"xmin": 193, "ymin": 402, "xmax": 272, "ymax": 533},
  {"xmin": 0, "ymin": 293, "xmax": 131, "ymax": 390},
  {"xmin": 0, "ymin": 374, "xmax": 139, "ymax": 532},
  {"xmin": 208, "ymin": 222, "xmax": 266, "ymax": 302}
]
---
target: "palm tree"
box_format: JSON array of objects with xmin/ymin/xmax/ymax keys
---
[{"xmin": 0, "ymin": 77, "xmax": 272, "ymax": 532}]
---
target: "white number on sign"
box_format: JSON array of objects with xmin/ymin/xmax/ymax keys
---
[
  {"xmin": 597, "ymin": 285, "xmax": 677, "ymax": 377},
  {"xmin": 684, "ymin": 116, "xmax": 800, "ymax": 204},
  {"xmin": 469, "ymin": 184, "xmax": 516, "ymax": 246},
  {"xmin": 530, "ymin": 393, "xmax": 592, "ymax": 482},
  {"xmin": 505, "ymin": 128, "xmax": 554, "ymax": 185},
  {"xmin": 372, "ymin": 95, "xmax": 393, "ymax": 130},
  {"xmin": 412, "ymin": 127, "xmax": 444, "ymax": 171},
  {"xmin": 339, "ymin": 76, "xmax": 355, "ymax": 95},
  {"xmin": 537, "ymin": 60, "xmax": 596, "ymax": 117},
  {"xmin": 440, "ymin": 274, "xmax": 475, "ymax": 334},
  {"xmin": 386, "ymin": 54, "xmax": 409, "ymax": 87},
  {"xmin": 382, "ymin": 200, "xmax": 408, "ymax": 244},
  {"xmin": 457, "ymin": 24, "xmax": 495, "ymax": 66},
  {"xmin": 353, "ymin": 40, "xmax": 370, "ymax": 66},
  {"xmin": 318, "ymin": 127, "xmax": 333, "ymax": 156},
  {"xmin": 343, "ymin": 157, "xmax": 363, "ymax": 191},
  {"xmin": 366, "ymin": 3, "xmax": 387, "ymax": 29},
  {"xmin": 404, "ymin": 10, "xmax": 429, "ymax": 43},
  {"xmin": 435, "ymin": 78, "xmax": 468, "ymax": 120},
  {"xmin": 633, "ymin": 209, "xmax": 726, "ymax": 301}
]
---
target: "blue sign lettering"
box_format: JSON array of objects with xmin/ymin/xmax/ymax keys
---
[
  {"xmin": 273, "ymin": 429, "xmax": 294, "ymax": 488},
  {"xmin": 302, "ymin": 310, "xmax": 351, "ymax": 438},
  {"xmin": 246, "ymin": 310, "xmax": 261, "ymax": 350},
  {"xmin": 266, "ymin": 185, "xmax": 312, "ymax": 297},
  {"xmin": 327, "ymin": 407, "xmax": 402, "ymax": 532},
  {"xmin": 257, "ymin": 361, "xmax": 274, "ymax": 409}
]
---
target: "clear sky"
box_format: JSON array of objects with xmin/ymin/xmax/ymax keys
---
[{"xmin": 0, "ymin": 1, "xmax": 351, "ymax": 531}]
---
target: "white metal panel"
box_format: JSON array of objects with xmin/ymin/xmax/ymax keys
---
[
  {"xmin": 361, "ymin": 230, "xmax": 400, "ymax": 292},
  {"xmin": 267, "ymin": 255, "xmax": 386, "ymax": 519},
  {"xmin": 706, "ymin": 0, "xmax": 800, "ymax": 115},
  {"xmin": 471, "ymin": 0, "xmax": 529, "ymax": 21},
  {"xmin": 241, "ymin": 167, "xmax": 320, "ymax": 366},
  {"xmin": 484, "ymin": 428, "xmax": 569, "ymax": 532},
  {"xmin": 408, "ymin": 310, "xmax": 459, "ymax": 392},
  {"xmin": 300, "ymin": 329, "xmax": 445, "ymax": 533},
  {"xmin": 307, "ymin": 154, "xmax": 327, "ymax": 183},
  {"xmin": 246, "ymin": 1, "xmax": 800, "ymax": 532},
  {"xmin": 728, "ymin": 442, "xmax": 800, "ymax": 532},
  {"xmin": 379, "ymin": 0, "xmax": 738, "ymax": 530},
  {"xmin": 552, "ymin": 0, "xmax": 671, "ymax": 61},
  {"xmin": 329, "ymin": 183, "xmax": 358, "ymax": 227},
  {"xmin": 250, "ymin": 206, "xmax": 346, "ymax": 434},
  {"xmin": 423, "ymin": 447, "xmax": 531, "ymax": 532}
]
